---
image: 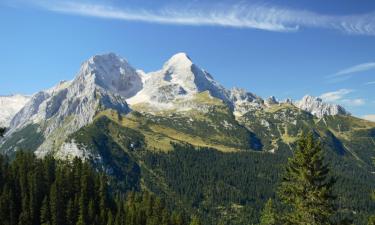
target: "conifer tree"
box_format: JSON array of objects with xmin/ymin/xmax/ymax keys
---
[
  {"xmin": 50, "ymin": 182, "xmax": 64, "ymax": 225},
  {"xmin": 368, "ymin": 158, "xmax": 375, "ymax": 225},
  {"xmin": 259, "ymin": 199, "xmax": 277, "ymax": 225},
  {"xmin": 189, "ymin": 215, "xmax": 202, "ymax": 225},
  {"xmin": 40, "ymin": 197, "xmax": 52, "ymax": 225},
  {"xmin": 278, "ymin": 132, "xmax": 336, "ymax": 225},
  {"xmin": 99, "ymin": 175, "xmax": 109, "ymax": 224},
  {"xmin": 66, "ymin": 199, "xmax": 75, "ymax": 225},
  {"xmin": 171, "ymin": 211, "xmax": 184, "ymax": 225},
  {"xmin": 107, "ymin": 211, "xmax": 114, "ymax": 225},
  {"xmin": 0, "ymin": 127, "xmax": 6, "ymax": 137}
]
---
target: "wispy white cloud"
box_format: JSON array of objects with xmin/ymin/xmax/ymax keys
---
[
  {"xmin": 12, "ymin": 0, "xmax": 375, "ymax": 35},
  {"xmin": 334, "ymin": 62, "xmax": 375, "ymax": 76},
  {"xmin": 365, "ymin": 81, "xmax": 375, "ymax": 85},
  {"xmin": 320, "ymin": 89, "xmax": 365, "ymax": 107},
  {"xmin": 362, "ymin": 114, "xmax": 375, "ymax": 122},
  {"xmin": 326, "ymin": 62, "xmax": 375, "ymax": 83},
  {"xmin": 320, "ymin": 89, "xmax": 353, "ymax": 102},
  {"xmin": 341, "ymin": 98, "xmax": 365, "ymax": 106}
]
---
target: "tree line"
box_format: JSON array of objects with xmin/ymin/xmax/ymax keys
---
[
  {"xmin": 0, "ymin": 151, "xmax": 201, "ymax": 225},
  {"xmin": 259, "ymin": 133, "xmax": 374, "ymax": 225},
  {"xmin": 142, "ymin": 134, "xmax": 375, "ymax": 225},
  {"xmin": 0, "ymin": 132, "xmax": 374, "ymax": 224}
]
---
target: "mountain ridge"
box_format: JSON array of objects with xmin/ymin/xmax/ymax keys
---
[
  {"xmin": 1, "ymin": 52, "xmax": 375, "ymax": 225},
  {"xmin": 0, "ymin": 52, "xmax": 365, "ymax": 159}
]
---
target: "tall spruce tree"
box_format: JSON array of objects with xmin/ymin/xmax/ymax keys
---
[
  {"xmin": 259, "ymin": 199, "xmax": 277, "ymax": 225},
  {"xmin": 189, "ymin": 216, "xmax": 202, "ymax": 225},
  {"xmin": 0, "ymin": 127, "xmax": 6, "ymax": 137},
  {"xmin": 368, "ymin": 158, "xmax": 375, "ymax": 225},
  {"xmin": 40, "ymin": 197, "xmax": 52, "ymax": 225},
  {"xmin": 278, "ymin": 132, "xmax": 336, "ymax": 225}
]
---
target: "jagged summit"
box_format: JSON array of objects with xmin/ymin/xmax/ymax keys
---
[
  {"xmin": 229, "ymin": 88, "xmax": 265, "ymax": 117},
  {"xmin": 229, "ymin": 88, "xmax": 260, "ymax": 103},
  {"xmin": 296, "ymin": 95, "xmax": 349, "ymax": 118},
  {"xmin": 7, "ymin": 53, "xmax": 135, "ymax": 156},
  {"xmin": 163, "ymin": 52, "xmax": 193, "ymax": 69},
  {"xmin": 1, "ymin": 52, "xmax": 355, "ymax": 158},
  {"xmin": 265, "ymin": 96, "xmax": 279, "ymax": 106},
  {"xmin": 78, "ymin": 53, "xmax": 143, "ymax": 98},
  {"xmin": 127, "ymin": 52, "xmax": 228, "ymax": 106}
]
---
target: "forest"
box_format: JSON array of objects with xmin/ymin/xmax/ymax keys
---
[
  {"xmin": 0, "ymin": 132, "xmax": 374, "ymax": 225},
  {"xmin": 0, "ymin": 151, "xmax": 200, "ymax": 225}
]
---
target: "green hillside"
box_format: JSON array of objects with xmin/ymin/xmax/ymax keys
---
[
  {"xmin": 63, "ymin": 104, "xmax": 375, "ymax": 224},
  {"xmin": 2, "ymin": 94, "xmax": 375, "ymax": 224}
]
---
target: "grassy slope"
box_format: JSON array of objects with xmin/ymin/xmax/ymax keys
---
[
  {"xmin": 60, "ymin": 96, "xmax": 375, "ymax": 225},
  {"xmin": 2, "ymin": 93, "xmax": 375, "ymax": 224},
  {"xmin": 96, "ymin": 92, "xmax": 259, "ymax": 152}
]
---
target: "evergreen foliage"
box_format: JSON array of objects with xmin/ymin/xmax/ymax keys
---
[
  {"xmin": 369, "ymin": 158, "xmax": 375, "ymax": 225},
  {"xmin": 278, "ymin": 133, "xmax": 336, "ymax": 225},
  {"xmin": 0, "ymin": 151, "xmax": 198, "ymax": 225},
  {"xmin": 142, "ymin": 143, "xmax": 375, "ymax": 225},
  {"xmin": 0, "ymin": 127, "xmax": 5, "ymax": 137},
  {"xmin": 259, "ymin": 199, "xmax": 277, "ymax": 225}
]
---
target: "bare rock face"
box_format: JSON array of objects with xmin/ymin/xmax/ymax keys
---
[
  {"xmin": 2, "ymin": 52, "xmax": 352, "ymax": 159},
  {"xmin": 229, "ymin": 88, "xmax": 264, "ymax": 116},
  {"xmin": 127, "ymin": 53, "xmax": 229, "ymax": 106},
  {"xmin": 296, "ymin": 95, "xmax": 349, "ymax": 118},
  {"xmin": 7, "ymin": 53, "xmax": 138, "ymax": 157},
  {"xmin": 265, "ymin": 96, "xmax": 279, "ymax": 107}
]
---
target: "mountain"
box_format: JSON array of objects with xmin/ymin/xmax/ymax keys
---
[
  {"xmin": 296, "ymin": 95, "xmax": 349, "ymax": 118},
  {"xmin": 4, "ymin": 53, "xmax": 134, "ymax": 157},
  {"xmin": 127, "ymin": 52, "xmax": 229, "ymax": 107},
  {"xmin": 0, "ymin": 94, "xmax": 30, "ymax": 127},
  {"xmin": 1, "ymin": 53, "xmax": 374, "ymax": 224},
  {"xmin": 1, "ymin": 52, "xmax": 373, "ymax": 164}
]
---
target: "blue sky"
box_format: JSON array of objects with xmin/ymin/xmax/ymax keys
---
[{"xmin": 0, "ymin": 0, "xmax": 375, "ymax": 119}]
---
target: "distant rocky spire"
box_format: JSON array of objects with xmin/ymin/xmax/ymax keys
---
[{"xmin": 295, "ymin": 95, "xmax": 349, "ymax": 118}]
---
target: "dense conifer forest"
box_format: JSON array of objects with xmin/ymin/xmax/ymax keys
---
[
  {"xmin": 0, "ymin": 151, "xmax": 199, "ymax": 225},
  {"xmin": 0, "ymin": 132, "xmax": 374, "ymax": 225}
]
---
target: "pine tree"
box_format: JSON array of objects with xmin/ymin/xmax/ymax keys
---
[
  {"xmin": 0, "ymin": 185, "xmax": 12, "ymax": 225},
  {"xmin": 171, "ymin": 211, "xmax": 184, "ymax": 225},
  {"xmin": 107, "ymin": 211, "xmax": 114, "ymax": 225},
  {"xmin": 76, "ymin": 165, "xmax": 91, "ymax": 225},
  {"xmin": 40, "ymin": 197, "xmax": 52, "ymax": 225},
  {"xmin": 50, "ymin": 182, "xmax": 64, "ymax": 225},
  {"xmin": 66, "ymin": 199, "xmax": 75, "ymax": 225},
  {"xmin": 259, "ymin": 199, "xmax": 277, "ymax": 225},
  {"xmin": 0, "ymin": 127, "xmax": 6, "ymax": 137},
  {"xmin": 189, "ymin": 215, "xmax": 202, "ymax": 225},
  {"xmin": 368, "ymin": 158, "xmax": 375, "ymax": 225},
  {"xmin": 99, "ymin": 175, "xmax": 109, "ymax": 224},
  {"xmin": 278, "ymin": 132, "xmax": 336, "ymax": 225}
]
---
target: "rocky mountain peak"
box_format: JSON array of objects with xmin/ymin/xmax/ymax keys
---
[
  {"xmin": 265, "ymin": 96, "xmax": 279, "ymax": 106},
  {"xmin": 128, "ymin": 53, "xmax": 229, "ymax": 106},
  {"xmin": 229, "ymin": 88, "xmax": 260, "ymax": 103},
  {"xmin": 77, "ymin": 53, "xmax": 142, "ymax": 98},
  {"xmin": 296, "ymin": 95, "xmax": 349, "ymax": 118},
  {"xmin": 163, "ymin": 52, "xmax": 193, "ymax": 70}
]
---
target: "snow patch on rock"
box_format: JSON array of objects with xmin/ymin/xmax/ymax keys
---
[
  {"xmin": 127, "ymin": 52, "xmax": 229, "ymax": 108},
  {"xmin": 7, "ymin": 53, "xmax": 135, "ymax": 156}
]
